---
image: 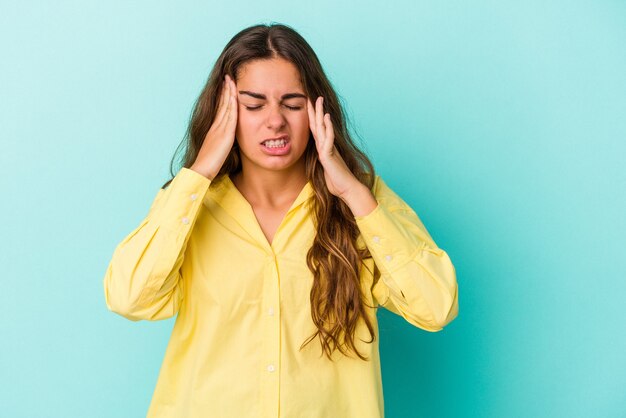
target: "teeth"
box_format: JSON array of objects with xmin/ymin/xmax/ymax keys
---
[{"xmin": 263, "ymin": 139, "xmax": 287, "ymax": 148}]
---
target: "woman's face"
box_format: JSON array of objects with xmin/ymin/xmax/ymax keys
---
[{"xmin": 233, "ymin": 57, "xmax": 310, "ymax": 173}]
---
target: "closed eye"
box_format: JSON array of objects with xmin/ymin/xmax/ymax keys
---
[{"xmin": 245, "ymin": 105, "xmax": 302, "ymax": 111}]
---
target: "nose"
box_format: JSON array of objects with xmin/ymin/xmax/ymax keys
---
[{"xmin": 265, "ymin": 104, "xmax": 287, "ymax": 130}]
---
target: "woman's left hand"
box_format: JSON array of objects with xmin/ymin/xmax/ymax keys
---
[{"xmin": 307, "ymin": 96, "xmax": 362, "ymax": 200}]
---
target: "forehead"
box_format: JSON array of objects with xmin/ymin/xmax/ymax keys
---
[{"xmin": 236, "ymin": 58, "xmax": 303, "ymax": 91}]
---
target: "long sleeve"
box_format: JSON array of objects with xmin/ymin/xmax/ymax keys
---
[
  {"xmin": 103, "ymin": 167, "xmax": 212, "ymax": 321},
  {"xmin": 354, "ymin": 175, "xmax": 459, "ymax": 332}
]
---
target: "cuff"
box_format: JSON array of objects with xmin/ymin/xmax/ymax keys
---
[
  {"xmin": 154, "ymin": 167, "xmax": 212, "ymax": 231},
  {"xmin": 355, "ymin": 202, "xmax": 426, "ymax": 276}
]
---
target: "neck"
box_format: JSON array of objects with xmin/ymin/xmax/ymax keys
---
[{"xmin": 231, "ymin": 161, "xmax": 308, "ymax": 208}]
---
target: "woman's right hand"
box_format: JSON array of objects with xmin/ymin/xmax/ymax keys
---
[{"xmin": 190, "ymin": 74, "xmax": 238, "ymax": 180}]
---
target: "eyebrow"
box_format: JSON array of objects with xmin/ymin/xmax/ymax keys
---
[{"xmin": 238, "ymin": 90, "xmax": 307, "ymax": 101}]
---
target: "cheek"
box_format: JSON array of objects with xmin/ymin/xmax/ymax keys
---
[
  {"xmin": 236, "ymin": 113, "xmax": 257, "ymax": 134},
  {"xmin": 290, "ymin": 112, "xmax": 310, "ymax": 132}
]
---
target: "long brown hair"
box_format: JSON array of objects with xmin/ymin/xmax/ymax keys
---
[{"xmin": 161, "ymin": 23, "xmax": 378, "ymax": 361}]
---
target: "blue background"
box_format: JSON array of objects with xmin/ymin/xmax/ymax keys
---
[{"xmin": 1, "ymin": 1, "xmax": 624, "ymax": 417}]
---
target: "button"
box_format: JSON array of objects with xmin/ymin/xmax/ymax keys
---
[
  {"xmin": 268, "ymin": 307, "xmax": 274, "ymax": 316},
  {"xmin": 373, "ymin": 236, "xmax": 380, "ymax": 243},
  {"xmin": 182, "ymin": 217, "xmax": 190, "ymax": 224},
  {"xmin": 385, "ymin": 255, "xmax": 392, "ymax": 261},
  {"xmin": 190, "ymin": 193, "xmax": 197, "ymax": 201},
  {"xmin": 267, "ymin": 364, "xmax": 275, "ymax": 372}
]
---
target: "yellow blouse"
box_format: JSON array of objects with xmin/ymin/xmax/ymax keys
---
[{"xmin": 103, "ymin": 167, "xmax": 459, "ymax": 418}]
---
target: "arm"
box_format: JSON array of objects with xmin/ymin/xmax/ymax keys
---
[
  {"xmin": 102, "ymin": 167, "xmax": 212, "ymax": 321},
  {"xmin": 350, "ymin": 175, "xmax": 459, "ymax": 332}
]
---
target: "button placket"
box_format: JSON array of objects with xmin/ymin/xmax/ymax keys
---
[{"xmin": 260, "ymin": 255, "xmax": 280, "ymax": 412}]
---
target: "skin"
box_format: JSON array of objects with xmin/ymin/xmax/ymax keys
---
[
  {"xmin": 231, "ymin": 57, "xmax": 311, "ymax": 208},
  {"xmin": 191, "ymin": 57, "xmax": 378, "ymax": 222}
]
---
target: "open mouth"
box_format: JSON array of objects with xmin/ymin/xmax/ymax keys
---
[{"xmin": 260, "ymin": 137, "xmax": 291, "ymax": 154}]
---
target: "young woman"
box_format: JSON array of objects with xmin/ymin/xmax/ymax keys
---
[{"xmin": 103, "ymin": 23, "xmax": 459, "ymax": 418}]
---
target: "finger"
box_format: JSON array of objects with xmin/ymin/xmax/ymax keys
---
[
  {"xmin": 315, "ymin": 96, "xmax": 325, "ymax": 148},
  {"xmin": 227, "ymin": 77, "xmax": 238, "ymax": 126},
  {"xmin": 218, "ymin": 76, "xmax": 233, "ymax": 128},
  {"xmin": 214, "ymin": 77, "xmax": 231, "ymax": 127},
  {"xmin": 213, "ymin": 80, "xmax": 228, "ymax": 127},
  {"xmin": 307, "ymin": 97, "xmax": 317, "ymax": 137},
  {"xmin": 217, "ymin": 76, "xmax": 231, "ymax": 126},
  {"xmin": 324, "ymin": 113, "xmax": 333, "ymax": 153}
]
